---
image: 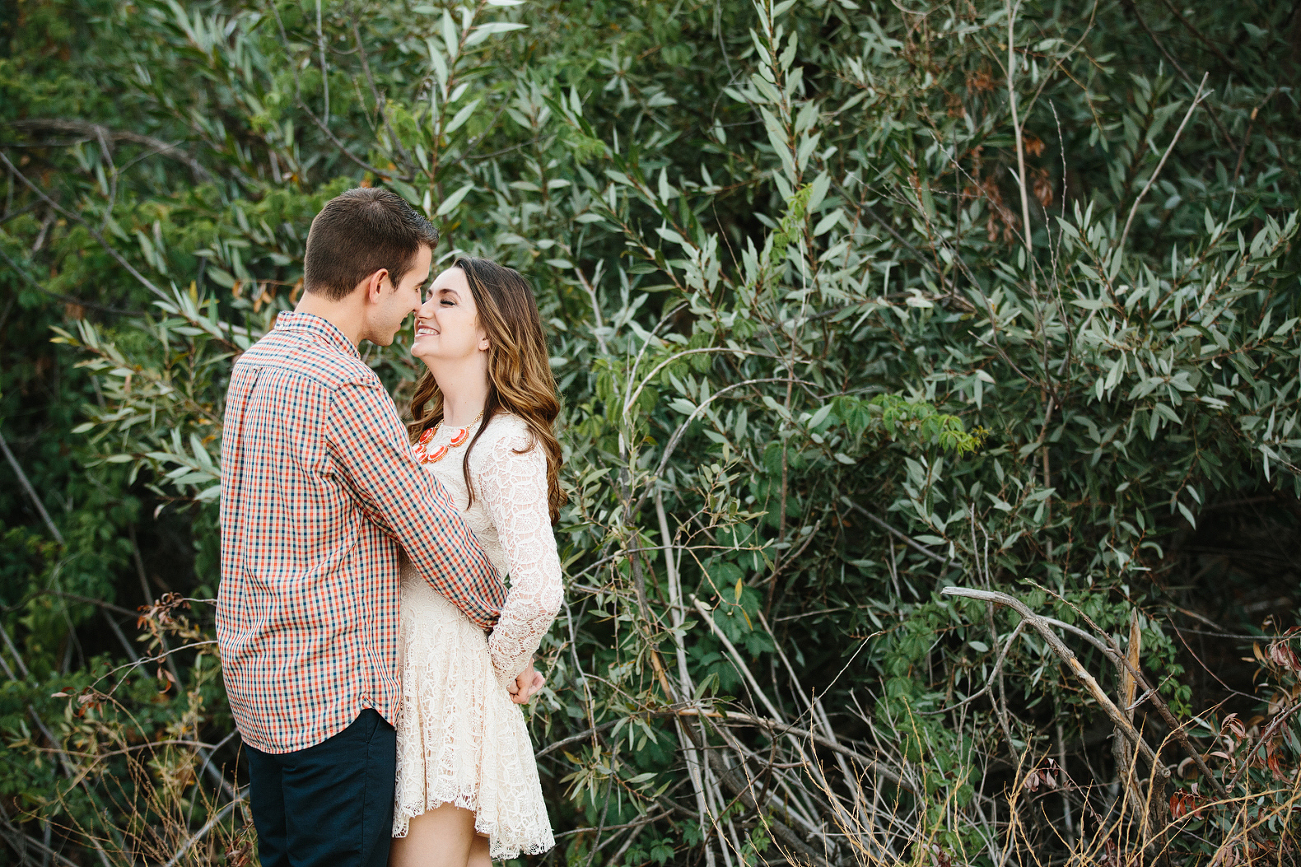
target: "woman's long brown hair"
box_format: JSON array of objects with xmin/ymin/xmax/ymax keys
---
[{"xmin": 407, "ymin": 257, "xmax": 567, "ymax": 524}]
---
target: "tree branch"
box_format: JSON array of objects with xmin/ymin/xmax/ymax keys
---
[
  {"xmin": 0, "ymin": 428, "xmax": 64, "ymax": 544},
  {"xmin": 0, "ymin": 150, "xmax": 171, "ymax": 304},
  {"xmin": 1118, "ymin": 72, "xmax": 1208, "ymax": 257},
  {"xmin": 0, "ymin": 243, "xmax": 141, "ymax": 315},
  {"xmin": 9, "ymin": 119, "xmax": 213, "ymax": 181},
  {"xmin": 1153, "ymin": 0, "xmax": 1242, "ymax": 74},
  {"xmin": 941, "ymin": 586, "xmax": 1167, "ymax": 777},
  {"xmin": 1120, "ymin": 0, "xmax": 1228, "ymax": 142},
  {"xmin": 162, "ymin": 792, "xmax": 246, "ymax": 867},
  {"xmin": 841, "ymin": 498, "xmax": 958, "ymax": 567},
  {"xmin": 1007, "ymin": 0, "xmax": 1035, "ymax": 266}
]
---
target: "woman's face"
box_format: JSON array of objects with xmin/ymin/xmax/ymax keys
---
[{"xmin": 411, "ymin": 266, "xmax": 488, "ymax": 366}]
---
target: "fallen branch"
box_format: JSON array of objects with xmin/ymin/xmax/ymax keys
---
[
  {"xmin": 1032, "ymin": 584, "xmax": 1238, "ymax": 805},
  {"xmin": 941, "ymin": 586, "xmax": 1168, "ymax": 779}
]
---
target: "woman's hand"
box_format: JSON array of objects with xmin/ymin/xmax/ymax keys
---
[{"xmin": 507, "ymin": 659, "xmax": 546, "ymax": 705}]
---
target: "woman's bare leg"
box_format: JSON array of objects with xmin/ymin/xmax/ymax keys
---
[
  {"xmin": 389, "ymin": 804, "xmax": 477, "ymax": 867},
  {"xmin": 468, "ymin": 833, "xmax": 491, "ymax": 867}
]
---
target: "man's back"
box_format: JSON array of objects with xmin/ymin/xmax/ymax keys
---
[{"xmin": 218, "ymin": 312, "xmax": 504, "ymax": 754}]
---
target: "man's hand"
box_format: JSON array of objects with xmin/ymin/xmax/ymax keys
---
[{"xmin": 506, "ymin": 659, "xmax": 546, "ymax": 705}]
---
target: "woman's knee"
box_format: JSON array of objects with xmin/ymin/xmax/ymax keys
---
[
  {"xmin": 389, "ymin": 805, "xmax": 477, "ymax": 867},
  {"xmin": 467, "ymin": 833, "xmax": 491, "ymax": 867}
]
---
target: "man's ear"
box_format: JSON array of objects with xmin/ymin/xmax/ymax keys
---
[{"xmin": 363, "ymin": 269, "xmax": 390, "ymax": 304}]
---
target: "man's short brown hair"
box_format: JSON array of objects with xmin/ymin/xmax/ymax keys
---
[{"xmin": 303, "ymin": 188, "xmax": 439, "ymax": 301}]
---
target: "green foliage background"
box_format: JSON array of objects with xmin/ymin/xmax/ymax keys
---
[{"xmin": 2, "ymin": 0, "xmax": 1300, "ymax": 863}]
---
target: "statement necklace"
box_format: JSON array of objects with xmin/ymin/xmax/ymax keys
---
[{"xmin": 413, "ymin": 410, "xmax": 484, "ymax": 464}]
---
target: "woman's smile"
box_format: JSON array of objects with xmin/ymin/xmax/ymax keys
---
[{"xmin": 410, "ymin": 266, "xmax": 487, "ymax": 366}]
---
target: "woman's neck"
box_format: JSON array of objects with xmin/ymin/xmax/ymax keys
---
[{"xmin": 429, "ymin": 359, "xmax": 489, "ymax": 427}]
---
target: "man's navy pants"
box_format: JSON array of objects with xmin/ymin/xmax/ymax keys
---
[{"xmin": 244, "ymin": 710, "xmax": 396, "ymax": 867}]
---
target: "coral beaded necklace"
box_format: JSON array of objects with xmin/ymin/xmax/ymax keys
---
[{"xmin": 413, "ymin": 410, "xmax": 484, "ymax": 464}]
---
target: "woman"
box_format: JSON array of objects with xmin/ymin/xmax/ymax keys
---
[{"xmin": 390, "ymin": 257, "xmax": 564, "ymax": 866}]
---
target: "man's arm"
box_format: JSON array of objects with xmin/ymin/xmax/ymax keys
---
[{"xmin": 325, "ymin": 381, "xmax": 506, "ymax": 629}]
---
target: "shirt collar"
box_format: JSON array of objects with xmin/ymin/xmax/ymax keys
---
[{"xmin": 273, "ymin": 311, "xmax": 360, "ymax": 359}]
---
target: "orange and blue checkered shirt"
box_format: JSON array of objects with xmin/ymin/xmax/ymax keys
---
[{"xmin": 217, "ymin": 312, "xmax": 505, "ymax": 754}]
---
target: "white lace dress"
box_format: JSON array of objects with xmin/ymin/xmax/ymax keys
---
[{"xmin": 392, "ymin": 413, "xmax": 563, "ymax": 857}]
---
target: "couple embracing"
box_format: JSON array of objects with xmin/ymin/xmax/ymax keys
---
[{"xmin": 216, "ymin": 188, "xmax": 562, "ymax": 867}]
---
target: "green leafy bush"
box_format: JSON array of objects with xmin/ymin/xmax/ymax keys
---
[{"xmin": 2, "ymin": 0, "xmax": 1299, "ymax": 863}]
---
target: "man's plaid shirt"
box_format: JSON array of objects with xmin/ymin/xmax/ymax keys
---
[{"xmin": 217, "ymin": 312, "xmax": 505, "ymax": 754}]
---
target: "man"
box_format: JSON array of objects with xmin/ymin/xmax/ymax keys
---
[{"xmin": 218, "ymin": 188, "xmax": 522, "ymax": 867}]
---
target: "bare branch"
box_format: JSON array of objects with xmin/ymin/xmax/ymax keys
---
[
  {"xmin": 1117, "ymin": 73, "xmax": 1208, "ymax": 257},
  {"xmin": 315, "ymin": 0, "xmax": 330, "ymax": 126},
  {"xmin": 0, "ymin": 243, "xmax": 142, "ymax": 315},
  {"xmin": 1006, "ymin": 0, "xmax": 1034, "ymax": 268},
  {"xmin": 0, "ymin": 150, "xmax": 171, "ymax": 304},
  {"xmin": 0, "ymin": 428, "xmax": 64, "ymax": 545},
  {"xmin": 941, "ymin": 586, "xmax": 1168, "ymax": 777},
  {"xmin": 9, "ymin": 118, "xmax": 213, "ymax": 181},
  {"xmin": 842, "ymin": 498, "xmax": 958, "ymax": 567},
  {"xmin": 573, "ymin": 265, "xmax": 609, "ymax": 354},
  {"xmin": 163, "ymin": 792, "xmax": 246, "ymax": 867}
]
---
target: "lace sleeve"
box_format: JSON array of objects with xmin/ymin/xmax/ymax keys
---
[{"xmin": 478, "ymin": 422, "xmax": 564, "ymax": 687}]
